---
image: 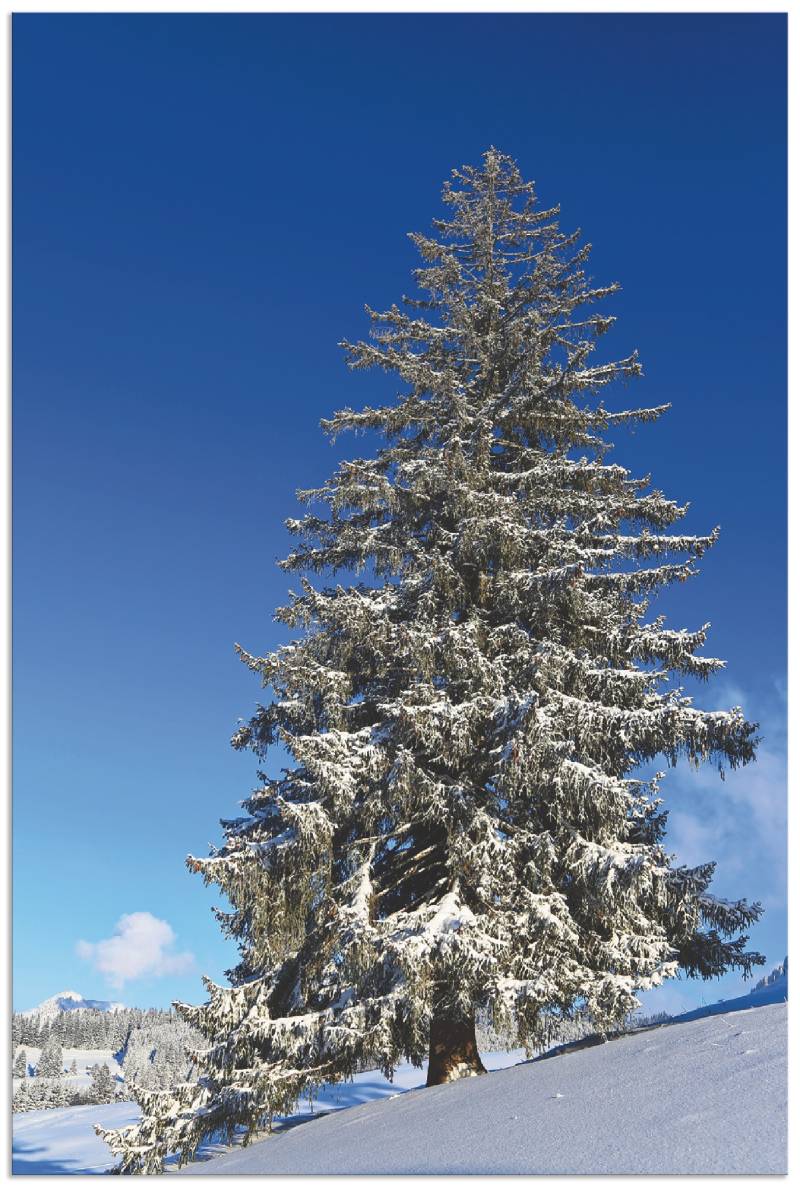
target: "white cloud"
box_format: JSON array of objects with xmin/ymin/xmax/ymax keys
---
[
  {"xmin": 77, "ymin": 912, "xmax": 196, "ymax": 989},
  {"xmin": 665, "ymin": 681, "xmax": 787, "ymax": 898}
]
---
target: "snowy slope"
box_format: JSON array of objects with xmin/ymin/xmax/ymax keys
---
[
  {"xmin": 10, "ymin": 1050, "xmax": 523, "ymax": 1175},
  {"xmin": 12, "ymin": 1000, "xmax": 787, "ymax": 1175},
  {"xmin": 20, "ymin": 991, "xmax": 126, "ymax": 1021},
  {"xmin": 12, "ymin": 1103, "xmax": 141, "ymax": 1176},
  {"xmin": 182, "ymin": 1003, "xmax": 787, "ymax": 1176}
]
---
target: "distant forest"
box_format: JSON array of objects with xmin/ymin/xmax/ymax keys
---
[{"xmin": 12, "ymin": 1006, "xmax": 174, "ymax": 1053}]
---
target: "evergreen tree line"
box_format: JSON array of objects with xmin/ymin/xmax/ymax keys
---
[
  {"xmin": 12, "ymin": 1061, "xmax": 119, "ymax": 1113},
  {"xmin": 12, "ymin": 1006, "xmax": 173, "ymax": 1054},
  {"xmin": 12, "ymin": 1014, "xmax": 206, "ymax": 1114}
]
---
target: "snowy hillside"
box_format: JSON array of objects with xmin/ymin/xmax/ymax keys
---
[
  {"xmin": 11, "ymin": 1051, "xmax": 523, "ymax": 1174},
  {"xmin": 21, "ymin": 991, "xmax": 126, "ymax": 1021},
  {"xmin": 13, "ymin": 1000, "xmax": 785, "ymax": 1174},
  {"xmin": 181, "ymin": 1002, "xmax": 786, "ymax": 1176},
  {"xmin": 13, "ymin": 1102, "xmax": 141, "ymax": 1175}
]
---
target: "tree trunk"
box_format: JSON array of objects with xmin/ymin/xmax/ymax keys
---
[{"xmin": 426, "ymin": 1012, "xmax": 487, "ymax": 1086}]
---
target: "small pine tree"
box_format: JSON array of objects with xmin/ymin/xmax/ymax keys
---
[
  {"xmin": 37, "ymin": 1039, "xmax": 63, "ymax": 1079},
  {"xmin": 89, "ymin": 1062, "xmax": 116, "ymax": 1104},
  {"xmin": 100, "ymin": 149, "xmax": 764, "ymax": 1173},
  {"xmin": 12, "ymin": 1078, "xmax": 30, "ymax": 1113},
  {"xmin": 13, "ymin": 1047, "xmax": 28, "ymax": 1078},
  {"xmin": 68, "ymin": 1058, "xmax": 78, "ymax": 1076},
  {"xmin": 47, "ymin": 1077, "xmax": 71, "ymax": 1110}
]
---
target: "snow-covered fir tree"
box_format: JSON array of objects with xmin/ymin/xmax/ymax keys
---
[
  {"xmin": 37, "ymin": 1038, "xmax": 63, "ymax": 1079},
  {"xmin": 12, "ymin": 1079, "xmax": 30, "ymax": 1113},
  {"xmin": 13, "ymin": 1047, "xmax": 28, "ymax": 1078},
  {"xmin": 100, "ymin": 149, "xmax": 763, "ymax": 1173},
  {"xmin": 90, "ymin": 1062, "xmax": 116, "ymax": 1104}
]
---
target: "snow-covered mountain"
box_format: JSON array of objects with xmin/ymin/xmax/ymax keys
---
[
  {"xmin": 751, "ymin": 956, "xmax": 787, "ymax": 995},
  {"xmin": 20, "ymin": 991, "xmax": 127, "ymax": 1021}
]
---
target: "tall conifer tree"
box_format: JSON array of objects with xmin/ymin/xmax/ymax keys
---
[{"xmin": 101, "ymin": 150, "xmax": 763, "ymax": 1173}]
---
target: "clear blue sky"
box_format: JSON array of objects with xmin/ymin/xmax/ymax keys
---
[{"xmin": 13, "ymin": 13, "xmax": 786, "ymax": 1016}]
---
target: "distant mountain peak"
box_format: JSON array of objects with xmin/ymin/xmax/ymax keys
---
[
  {"xmin": 751, "ymin": 956, "xmax": 787, "ymax": 995},
  {"xmin": 21, "ymin": 990, "xmax": 127, "ymax": 1019}
]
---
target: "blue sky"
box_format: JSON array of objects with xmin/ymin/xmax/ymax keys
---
[{"xmin": 13, "ymin": 13, "xmax": 786, "ymax": 1015}]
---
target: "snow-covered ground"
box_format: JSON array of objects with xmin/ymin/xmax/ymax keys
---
[
  {"xmin": 182, "ymin": 1002, "xmax": 786, "ymax": 1176},
  {"xmin": 11, "ymin": 1050, "xmax": 523, "ymax": 1174},
  {"xmin": 12, "ymin": 999, "xmax": 787, "ymax": 1175},
  {"xmin": 12, "ymin": 1102, "xmax": 141, "ymax": 1176}
]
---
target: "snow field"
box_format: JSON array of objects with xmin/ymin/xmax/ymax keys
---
[{"xmin": 12, "ymin": 1103, "xmax": 141, "ymax": 1176}]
